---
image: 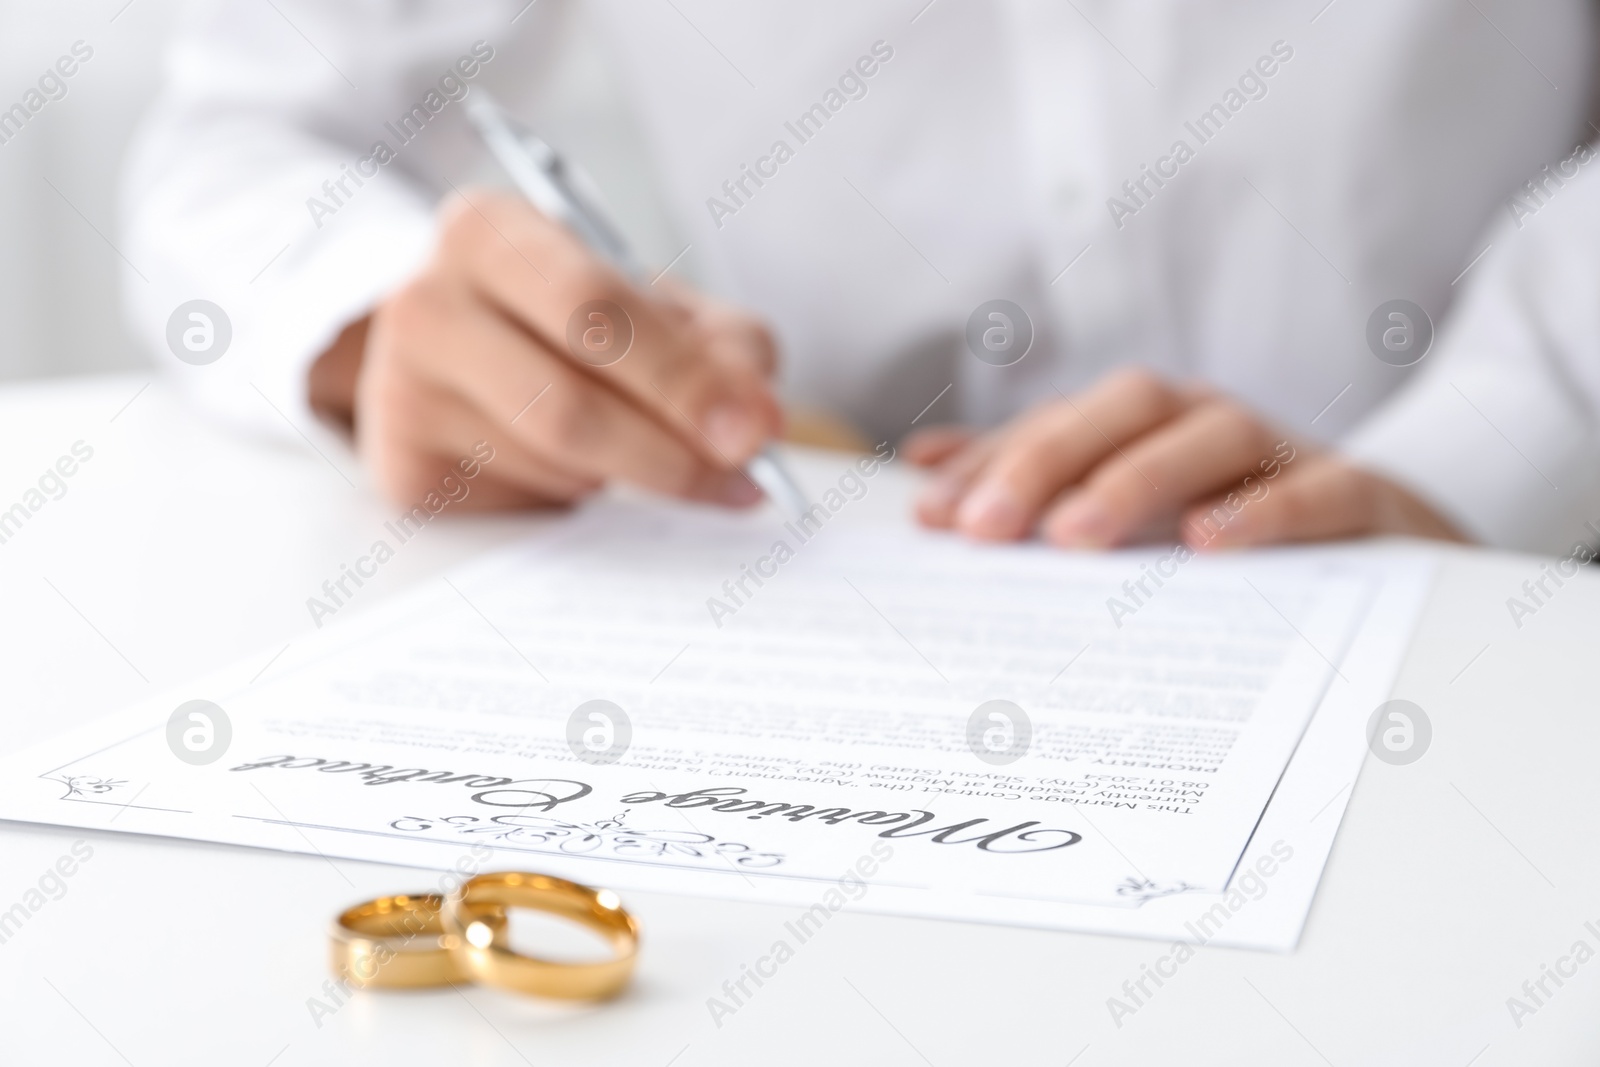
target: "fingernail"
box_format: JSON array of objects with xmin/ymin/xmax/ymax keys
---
[
  {"xmin": 705, "ymin": 404, "xmax": 758, "ymax": 459},
  {"xmin": 716, "ymin": 472, "xmax": 764, "ymax": 506},
  {"xmin": 956, "ymin": 483, "xmax": 1025, "ymax": 539},
  {"xmin": 1048, "ymin": 495, "xmax": 1113, "ymax": 548}
]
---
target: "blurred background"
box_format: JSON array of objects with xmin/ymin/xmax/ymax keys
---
[
  {"xmin": 0, "ymin": 0, "xmax": 176, "ymax": 380},
  {"xmin": 0, "ymin": 0, "xmax": 669, "ymax": 383}
]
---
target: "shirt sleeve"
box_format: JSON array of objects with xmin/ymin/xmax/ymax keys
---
[
  {"xmin": 119, "ymin": 0, "xmax": 515, "ymax": 441},
  {"xmin": 1342, "ymin": 147, "xmax": 1600, "ymax": 555}
]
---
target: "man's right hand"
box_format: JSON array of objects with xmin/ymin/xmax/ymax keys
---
[{"xmin": 312, "ymin": 188, "xmax": 783, "ymax": 510}]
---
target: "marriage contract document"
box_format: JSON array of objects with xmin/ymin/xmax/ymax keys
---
[{"xmin": 0, "ymin": 489, "xmax": 1432, "ymax": 951}]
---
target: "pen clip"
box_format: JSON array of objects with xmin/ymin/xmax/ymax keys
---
[{"xmin": 464, "ymin": 93, "xmax": 641, "ymax": 279}]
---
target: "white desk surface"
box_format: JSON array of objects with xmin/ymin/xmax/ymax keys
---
[{"xmin": 0, "ymin": 374, "xmax": 1596, "ymax": 1067}]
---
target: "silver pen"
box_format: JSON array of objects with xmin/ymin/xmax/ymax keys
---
[{"xmin": 464, "ymin": 91, "xmax": 811, "ymax": 520}]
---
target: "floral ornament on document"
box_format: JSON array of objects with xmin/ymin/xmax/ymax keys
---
[
  {"xmin": 1115, "ymin": 877, "xmax": 1201, "ymax": 905},
  {"xmin": 390, "ymin": 811, "xmax": 786, "ymax": 869},
  {"xmin": 47, "ymin": 774, "xmax": 129, "ymax": 800}
]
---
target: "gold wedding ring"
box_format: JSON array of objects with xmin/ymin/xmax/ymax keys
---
[
  {"xmin": 330, "ymin": 892, "xmax": 508, "ymax": 989},
  {"xmin": 442, "ymin": 872, "xmax": 640, "ymax": 1000}
]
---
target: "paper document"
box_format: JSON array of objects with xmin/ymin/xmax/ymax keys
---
[{"xmin": 0, "ymin": 493, "xmax": 1432, "ymax": 950}]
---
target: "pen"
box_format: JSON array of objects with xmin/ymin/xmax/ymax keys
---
[{"xmin": 464, "ymin": 91, "xmax": 811, "ymax": 521}]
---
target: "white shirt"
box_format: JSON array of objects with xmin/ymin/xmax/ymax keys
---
[{"xmin": 122, "ymin": 0, "xmax": 1600, "ymax": 553}]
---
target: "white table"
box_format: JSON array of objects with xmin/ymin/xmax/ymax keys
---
[{"xmin": 0, "ymin": 374, "xmax": 1595, "ymax": 1067}]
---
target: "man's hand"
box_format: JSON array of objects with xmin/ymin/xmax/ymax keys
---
[
  {"xmin": 907, "ymin": 369, "xmax": 1465, "ymax": 549},
  {"xmin": 311, "ymin": 188, "xmax": 782, "ymax": 510}
]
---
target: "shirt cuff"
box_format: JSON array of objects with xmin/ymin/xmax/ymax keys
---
[{"xmin": 1342, "ymin": 235, "xmax": 1600, "ymax": 554}]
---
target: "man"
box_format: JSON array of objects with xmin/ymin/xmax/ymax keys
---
[{"xmin": 122, "ymin": 0, "xmax": 1600, "ymax": 553}]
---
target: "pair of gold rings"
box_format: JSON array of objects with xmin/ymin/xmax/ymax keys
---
[{"xmin": 329, "ymin": 872, "xmax": 639, "ymax": 999}]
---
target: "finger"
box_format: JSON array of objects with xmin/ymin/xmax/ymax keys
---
[
  {"xmin": 1040, "ymin": 400, "xmax": 1286, "ymax": 548},
  {"xmin": 357, "ymin": 372, "xmax": 601, "ymax": 506},
  {"xmin": 380, "ymin": 451, "xmax": 597, "ymax": 511},
  {"xmin": 510, "ymin": 355, "xmax": 764, "ymax": 506},
  {"xmin": 903, "ymin": 425, "xmax": 977, "ymax": 467},
  {"xmin": 952, "ymin": 370, "xmax": 1189, "ymax": 540},
  {"xmin": 1181, "ymin": 453, "xmax": 1373, "ymax": 549},
  {"xmin": 915, "ymin": 434, "xmax": 1000, "ymax": 528},
  {"xmin": 440, "ymin": 189, "xmax": 781, "ymax": 464},
  {"xmin": 654, "ymin": 276, "xmax": 780, "ymax": 380},
  {"xmin": 680, "ymin": 288, "xmax": 781, "ymax": 378},
  {"xmin": 444, "ymin": 468, "xmax": 594, "ymax": 512},
  {"xmin": 371, "ymin": 278, "xmax": 760, "ymax": 505}
]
